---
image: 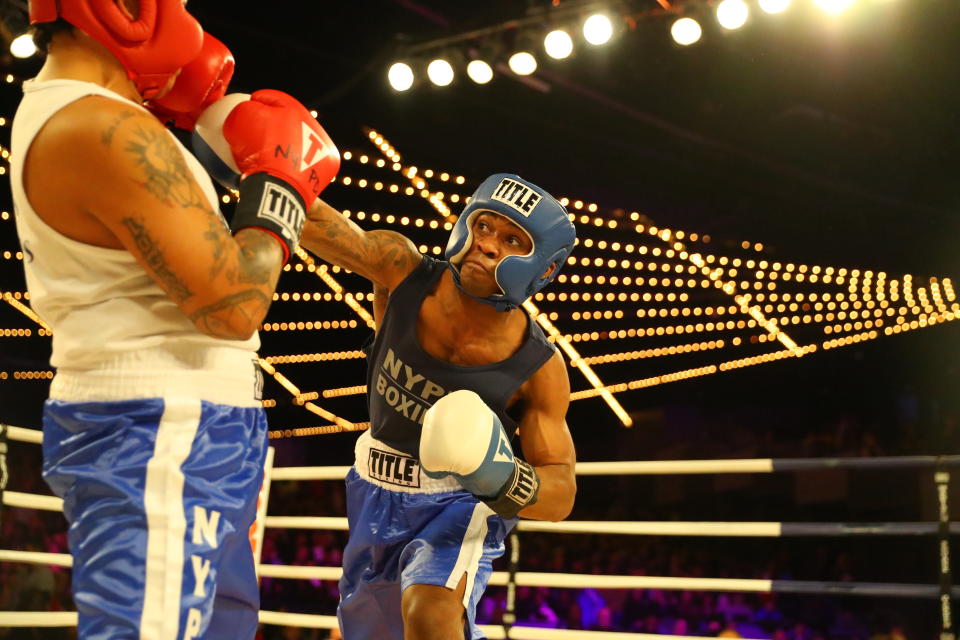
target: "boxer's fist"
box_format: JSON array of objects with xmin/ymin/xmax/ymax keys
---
[
  {"xmin": 223, "ymin": 89, "xmax": 339, "ymax": 206},
  {"xmin": 148, "ymin": 32, "xmax": 235, "ymax": 131},
  {"xmin": 420, "ymin": 390, "xmax": 539, "ymax": 519},
  {"xmin": 192, "ymin": 91, "xmax": 340, "ymax": 262}
]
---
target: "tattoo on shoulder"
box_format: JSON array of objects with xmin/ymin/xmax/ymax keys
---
[
  {"xmin": 120, "ymin": 216, "xmax": 194, "ymax": 303},
  {"xmin": 371, "ymin": 231, "xmax": 421, "ymax": 274},
  {"xmin": 101, "ymin": 111, "xmax": 136, "ymax": 146},
  {"xmin": 124, "ymin": 126, "xmax": 209, "ymax": 210}
]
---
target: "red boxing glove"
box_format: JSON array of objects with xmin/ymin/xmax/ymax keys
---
[
  {"xmin": 223, "ymin": 89, "xmax": 340, "ymax": 207},
  {"xmin": 215, "ymin": 90, "xmax": 339, "ymax": 262},
  {"xmin": 147, "ymin": 32, "xmax": 235, "ymax": 130}
]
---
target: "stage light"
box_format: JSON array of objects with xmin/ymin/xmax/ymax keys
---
[
  {"xmin": 466, "ymin": 59, "xmax": 494, "ymax": 84},
  {"xmin": 10, "ymin": 34, "xmax": 37, "ymax": 59},
  {"xmin": 815, "ymin": 0, "xmax": 855, "ymax": 14},
  {"xmin": 717, "ymin": 0, "xmax": 749, "ymax": 29},
  {"xmin": 508, "ymin": 51, "xmax": 538, "ymax": 75},
  {"xmin": 671, "ymin": 18, "xmax": 702, "ymax": 46},
  {"xmin": 583, "ymin": 14, "xmax": 614, "ymax": 45},
  {"xmin": 387, "ymin": 62, "xmax": 414, "ymax": 91},
  {"xmin": 427, "ymin": 59, "xmax": 454, "ymax": 86},
  {"xmin": 759, "ymin": 0, "xmax": 791, "ymax": 13},
  {"xmin": 544, "ymin": 29, "xmax": 574, "ymax": 59}
]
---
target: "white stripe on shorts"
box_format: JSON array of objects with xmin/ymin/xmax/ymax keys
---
[
  {"xmin": 140, "ymin": 397, "xmax": 203, "ymax": 640},
  {"xmin": 445, "ymin": 502, "xmax": 493, "ymax": 607}
]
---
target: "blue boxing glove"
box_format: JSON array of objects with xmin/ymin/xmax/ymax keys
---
[{"xmin": 420, "ymin": 390, "xmax": 539, "ymax": 519}]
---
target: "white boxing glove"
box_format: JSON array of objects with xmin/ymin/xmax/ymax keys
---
[
  {"xmin": 190, "ymin": 92, "xmax": 249, "ymax": 189},
  {"xmin": 420, "ymin": 390, "xmax": 539, "ymax": 519}
]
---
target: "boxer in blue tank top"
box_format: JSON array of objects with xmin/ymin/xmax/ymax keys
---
[{"xmin": 300, "ymin": 174, "xmax": 578, "ymax": 640}]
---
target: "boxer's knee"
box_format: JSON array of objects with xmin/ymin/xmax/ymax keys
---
[{"xmin": 402, "ymin": 577, "xmax": 467, "ymax": 640}]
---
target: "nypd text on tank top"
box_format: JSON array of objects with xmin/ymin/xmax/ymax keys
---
[
  {"xmin": 374, "ymin": 348, "xmax": 447, "ymax": 425},
  {"xmin": 491, "ymin": 177, "xmax": 542, "ymax": 216}
]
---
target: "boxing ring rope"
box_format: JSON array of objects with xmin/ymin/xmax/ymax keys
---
[{"xmin": 2, "ymin": 422, "xmax": 957, "ymax": 636}]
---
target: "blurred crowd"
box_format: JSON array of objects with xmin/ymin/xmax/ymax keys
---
[{"xmin": 1, "ymin": 399, "xmax": 952, "ymax": 639}]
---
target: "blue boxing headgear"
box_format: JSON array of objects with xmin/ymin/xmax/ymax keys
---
[{"xmin": 445, "ymin": 173, "xmax": 576, "ymax": 312}]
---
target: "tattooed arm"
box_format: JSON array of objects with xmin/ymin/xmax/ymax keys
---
[
  {"xmin": 23, "ymin": 96, "xmax": 283, "ymax": 340},
  {"xmin": 300, "ymin": 198, "xmax": 422, "ymax": 293}
]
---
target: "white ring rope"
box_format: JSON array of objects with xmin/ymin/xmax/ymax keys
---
[
  {"xmin": 5, "ymin": 425, "xmax": 42, "ymax": 444},
  {"xmin": 0, "ymin": 612, "xmax": 78, "ymax": 627},
  {"xmin": 5, "ymin": 424, "xmax": 953, "ymax": 633},
  {"xmin": 0, "ymin": 549, "xmax": 71, "ymax": 567},
  {"xmin": 3, "ymin": 490, "xmax": 63, "ymax": 511},
  {"xmin": 0, "ymin": 609, "xmax": 721, "ymax": 639},
  {"xmin": 270, "ymin": 465, "xmax": 351, "ymax": 480},
  {"xmin": 264, "ymin": 515, "xmax": 349, "ymax": 530}
]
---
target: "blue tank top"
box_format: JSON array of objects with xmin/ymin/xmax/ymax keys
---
[{"xmin": 364, "ymin": 256, "xmax": 556, "ymax": 457}]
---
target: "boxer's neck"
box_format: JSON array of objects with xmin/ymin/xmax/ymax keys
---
[
  {"xmin": 35, "ymin": 31, "xmax": 142, "ymax": 104},
  {"xmin": 439, "ymin": 269, "xmax": 520, "ymax": 332}
]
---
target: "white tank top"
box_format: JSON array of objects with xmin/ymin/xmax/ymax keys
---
[{"xmin": 10, "ymin": 79, "xmax": 262, "ymax": 407}]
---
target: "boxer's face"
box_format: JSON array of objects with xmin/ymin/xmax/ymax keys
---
[{"xmin": 458, "ymin": 212, "xmax": 534, "ymax": 297}]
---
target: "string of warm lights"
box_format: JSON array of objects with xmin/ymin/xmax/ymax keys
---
[
  {"xmin": 0, "ymin": 370, "xmax": 54, "ymax": 380},
  {"xmin": 262, "ymin": 350, "xmax": 366, "ymax": 365},
  {"xmin": 293, "ymin": 248, "xmax": 376, "ymax": 330},
  {"xmin": 2, "ymin": 117, "xmax": 957, "ymax": 431},
  {"xmin": 260, "ymin": 319, "xmax": 359, "ymax": 332},
  {"xmin": 0, "ymin": 328, "xmax": 34, "ymax": 337},
  {"xmin": 268, "ymin": 423, "xmax": 371, "ymax": 440}
]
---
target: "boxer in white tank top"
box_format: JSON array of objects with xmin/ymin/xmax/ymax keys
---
[{"xmin": 12, "ymin": 2, "xmax": 339, "ymax": 638}]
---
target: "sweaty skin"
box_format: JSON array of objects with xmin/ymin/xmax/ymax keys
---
[
  {"xmin": 301, "ymin": 199, "xmax": 575, "ymax": 640},
  {"xmin": 300, "ymin": 199, "xmax": 576, "ymax": 520}
]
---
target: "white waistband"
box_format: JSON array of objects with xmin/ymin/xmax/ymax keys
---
[
  {"xmin": 353, "ymin": 431, "xmax": 464, "ymax": 494},
  {"xmin": 49, "ymin": 345, "xmax": 263, "ymax": 407}
]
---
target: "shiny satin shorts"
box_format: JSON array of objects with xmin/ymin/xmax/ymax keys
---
[{"xmin": 42, "ymin": 396, "xmax": 268, "ymax": 640}]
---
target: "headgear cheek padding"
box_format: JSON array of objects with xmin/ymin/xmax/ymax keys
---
[
  {"xmin": 29, "ymin": 0, "xmax": 204, "ymax": 99},
  {"xmin": 445, "ymin": 173, "xmax": 576, "ymax": 311}
]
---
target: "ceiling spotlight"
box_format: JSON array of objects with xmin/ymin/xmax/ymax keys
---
[
  {"xmin": 387, "ymin": 62, "xmax": 414, "ymax": 91},
  {"xmin": 508, "ymin": 51, "xmax": 538, "ymax": 76},
  {"xmin": 467, "ymin": 59, "xmax": 494, "ymax": 84},
  {"xmin": 426, "ymin": 58, "xmax": 454, "ymax": 86},
  {"xmin": 759, "ymin": 0, "xmax": 792, "ymax": 14},
  {"xmin": 583, "ymin": 14, "xmax": 614, "ymax": 46},
  {"xmin": 671, "ymin": 18, "xmax": 702, "ymax": 46},
  {"xmin": 10, "ymin": 33, "xmax": 37, "ymax": 59},
  {"xmin": 814, "ymin": 0, "xmax": 855, "ymax": 14},
  {"xmin": 716, "ymin": 0, "xmax": 749, "ymax": 30},
  {"xmin": 544, "ymin": 29, "xmax": 574, "ymax": 59}
]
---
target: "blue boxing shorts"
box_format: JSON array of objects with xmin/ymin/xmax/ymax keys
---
[
  {"xmin": 338, "ymin": 431, "xmax": 514, "ymax": 640},
  {"xmin": 41, "ymin": 349, "xmax": 268, "ymax": 640}
]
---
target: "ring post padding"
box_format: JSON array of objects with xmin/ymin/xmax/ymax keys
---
[
  {"xmin": 503, "ymin": 532, "xmax": 520, "ymax": 639},
  {"xmin": 935, "ymin": 466, "xmax": 956, "ymax": 639},
  {"xmin": 0, "ymin": 423, "xmax": 7, "ymax": 530}
]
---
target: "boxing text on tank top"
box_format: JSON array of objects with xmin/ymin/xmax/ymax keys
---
[
  {"xmin": 9, "ymin": 79, "xmax": 261, "ymax": 405},
  {"xmin": 364, "ymin": 256, "xmax": 556, "ymax": 457}
]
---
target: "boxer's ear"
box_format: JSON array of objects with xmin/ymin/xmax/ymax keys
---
[{"xmin": 540, "ymin": 261, "xmax": 557, "ymax": 280}]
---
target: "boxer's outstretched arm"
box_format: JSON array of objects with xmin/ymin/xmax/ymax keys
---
[
  {"xmin": 24, "ymin": 96, "xmax": 283, "ymax": 340},
  {"xmin": 300, "ymin": 198, "xmax": 422, "ymax": 291},
  {"xmin": 516, "ymin": 351, "xmax": 577, "ymax": 521}
]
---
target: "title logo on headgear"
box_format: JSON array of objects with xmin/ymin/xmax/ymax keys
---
[
  {"xmin": 445, "ymin": 173, "xmax": 576, "ymax": 312},
  {"xmin": 491, "ymin": 177, "xmax": 541, "ymax": 217}
]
